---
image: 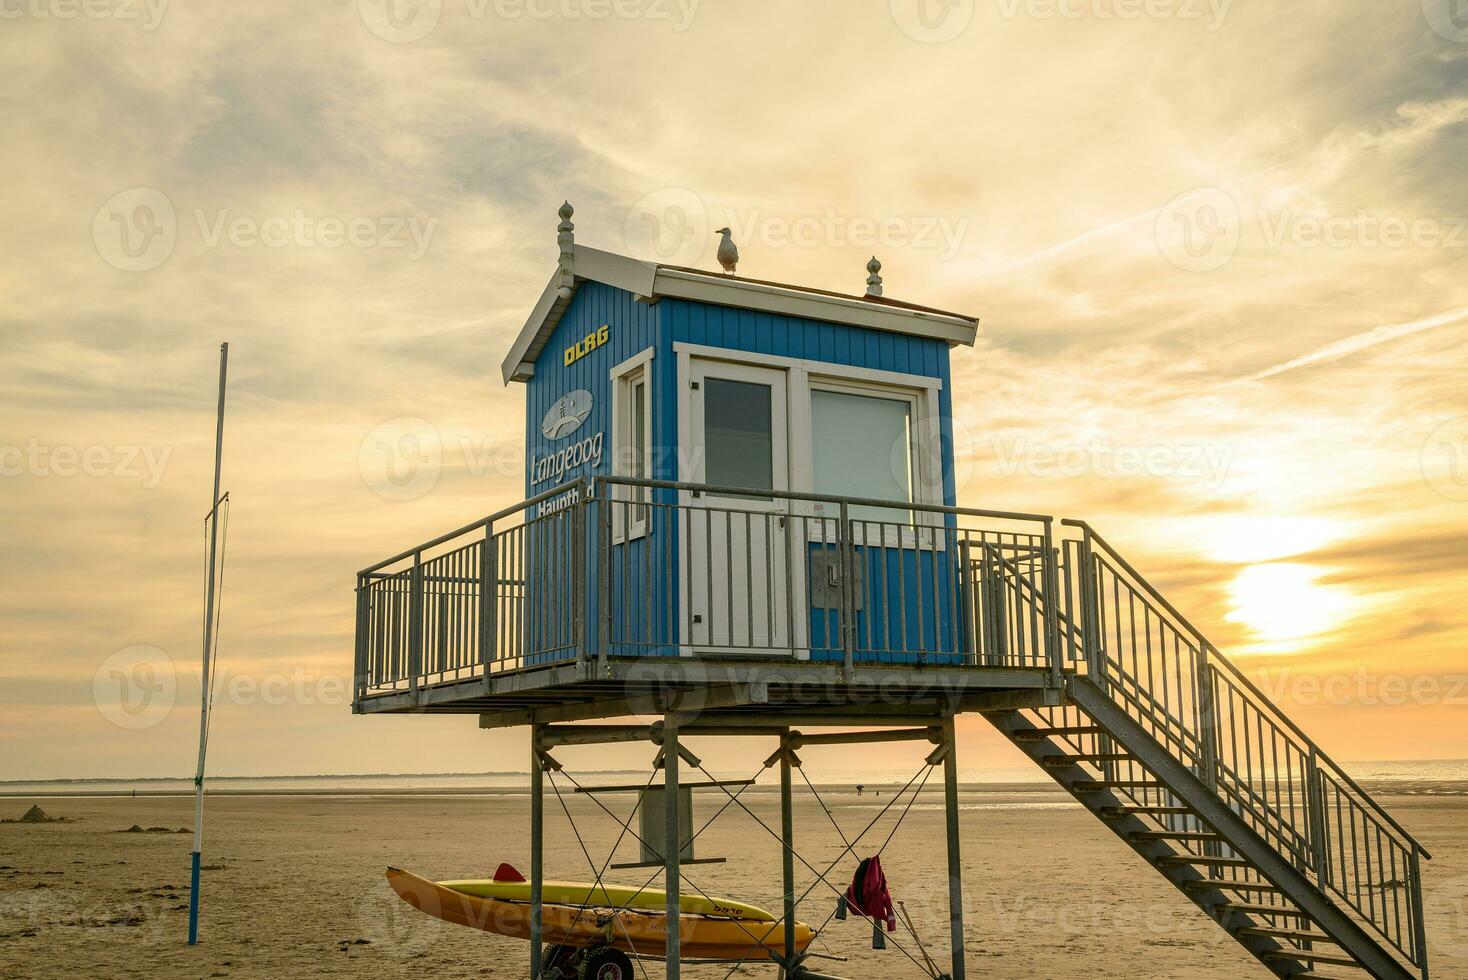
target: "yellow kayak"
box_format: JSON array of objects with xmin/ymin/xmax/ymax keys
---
[
  {"xmin": 442, "ymin": 877, "xmax": 774, "ymax": 922},
  {"xmin": 387, "ymin": 867, "xmax": 814, "ymax": 961}
]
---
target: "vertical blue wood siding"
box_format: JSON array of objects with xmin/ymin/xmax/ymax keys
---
[
  {"xmin": 522, "ymin": 282, "xmax": 661, "ymax": 662},
  {"xmin": 522, "ymin": 286, "xmax": 962, "ymax": 664},
  {"xmin": 523, "ymin": 281, "xmax": 661, "ymax": 496},
  {"xmin": 663, "ymin": 298, "xmax": 961, "ymax": 662},
  {"xmin": 661, "ymin": 297, "xmax": 957, "ymax": 506}
]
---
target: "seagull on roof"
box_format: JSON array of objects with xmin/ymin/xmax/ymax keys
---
[{"xmin": 715, "ymin": 227, "xmax": 738, "ymax": 275}]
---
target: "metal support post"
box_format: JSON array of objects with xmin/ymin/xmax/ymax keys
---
[
  {"xmin": 780, "ymin": 733, "xmax": 797, "ymax": 971},
  {"xmin": 1041, "ymin": 521, "xmax": 1063, "ymax": 688},
  {"xmin": 1307, "ymin": 748, "xmax": 1329, "ymax": 887},
  {"xmin": 942, "ymin": 716, "xmax": 966, "ymax": 980},
  {"xmin": 1410, "ymin": 846, "xmax": 1429, "ymax": 979},
  {"xmin": 409, "ymin": 550, "xmax": 423, "ymax": 703},
  {"xmin": 663, "ymin": 716, "xmax": 681, "ymax": 979},
  {"xmin": 838, "ymin": 500, "xmax": 855, "ymax": 679},
  {"xmin": 481, "ymin": 520, "xmax": 495, "ymax": 692},
  {"xmin": 530, "ymin": 724, "xmax": 544, "ymax": 978},
  {"xmin": 596, "ymin": 481, "xmax": 611, "ymax": 674}
]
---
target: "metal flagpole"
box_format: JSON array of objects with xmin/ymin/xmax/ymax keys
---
[{"xmin": 189, "ymin": 342, "xmax": 229, "ymax": 946}]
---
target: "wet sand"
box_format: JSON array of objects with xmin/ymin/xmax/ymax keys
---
[{"xmin": 2, "ymin": 788, "xmax": 1465, "ymax": 979}]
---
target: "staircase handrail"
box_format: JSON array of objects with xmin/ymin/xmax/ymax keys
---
[{"xmin": 1061, "ymin": 518, "xmax": 1430, "ymax": 860}]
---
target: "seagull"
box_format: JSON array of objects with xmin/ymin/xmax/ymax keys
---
[{"xmin": 715, "ymin": 227, "xmax": 738, "ymax": 275}]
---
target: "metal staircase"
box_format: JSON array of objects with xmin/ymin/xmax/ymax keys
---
[{"xmin": 983, "ymin": 521, "xmax": 1431, "ymax": 979}]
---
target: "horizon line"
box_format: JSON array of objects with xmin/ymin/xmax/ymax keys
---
[{"xmin": 7, "ymin": 757, "xmax": 1468, "ymax": 785}]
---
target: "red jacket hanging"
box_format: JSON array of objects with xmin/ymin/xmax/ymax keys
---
[{"xmin": 839, "ymin": 856, "xmax": 897, "ymax": 934}]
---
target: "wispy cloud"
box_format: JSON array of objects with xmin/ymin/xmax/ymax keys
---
[
  {"xmin": 3, "ymin": 0, "xmax": 1467, "ymax": 777},
  {"xmin": 1247, "ymin": 305, "xmax": 1468, "ymax": 381}
]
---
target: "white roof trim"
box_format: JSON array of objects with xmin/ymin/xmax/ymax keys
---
[
  {"xmin": 652, "ymin": 269, "xmax": 977, "ymax": 343},
  {"xmin": 500, "ymin": 244, "xmax": 978, "ymax": 385}
]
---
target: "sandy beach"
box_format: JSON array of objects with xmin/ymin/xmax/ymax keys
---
[{"xmin": 2, "ymin": 785, "xmax": 1464, "ymax": 979}]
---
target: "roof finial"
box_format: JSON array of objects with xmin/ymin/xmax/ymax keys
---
[
  {"xmin": 556, "ymin": 201, "xmax": 575, "ymax": 299},
  {"xmin": 865, "ymin": 255, "xmax": 883, "ymax": 297}
]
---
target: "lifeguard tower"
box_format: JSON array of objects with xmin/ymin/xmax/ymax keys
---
[{"xmin": 353, "ymin": 205, "xmax": 1430, "ymax": 980}]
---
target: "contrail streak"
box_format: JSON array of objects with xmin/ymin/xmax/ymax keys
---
[{"xmin": 1249, "ymin": 305, "xmax": 1468, "ymax": 380}]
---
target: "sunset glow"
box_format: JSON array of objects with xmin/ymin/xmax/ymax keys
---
[
  {"xmin": 1225, "ymin": 563, "xmax": 1353, "ymax": 651},
  {"xmin": 2, "ymin": 2, "xmax": 1467, "ymax": 782},
  {"xmin": 1198, "ymin": 515, "xmax": 1348, "ymax": 565}
]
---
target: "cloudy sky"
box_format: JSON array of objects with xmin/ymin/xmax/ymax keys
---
[{"xmin": 2, "ymin": 0, "xmax": 1467, "ymax": 781}]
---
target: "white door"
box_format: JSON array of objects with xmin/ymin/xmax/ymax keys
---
[{"xmin": 682, "ymin": 359, "xmax": 794, "ymax": 652}]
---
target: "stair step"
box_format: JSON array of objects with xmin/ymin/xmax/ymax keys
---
[
  {"xmin": 1072, "ymin": 780, "xmax": 1160, "ymax": 792},
  {"xmin": 1216, "ymin": 901, "xmax": 1308, "ymax": 918},
  {"xmin": 1013, "ymin": 726, "xmax": 1105, "ymax": 741},
  {"xmin": 1159, "ymin": 855, "xmax": 1252, "ymax": 869},
  {"xmin": 1186, "ymin": 880, "xmax": 1285, "ymax": 895},
  {"xmin": 1043, "ymin": 753, "xmax": 1132, "ymax": 768},
  {"xmin": 1263, "ymin": 949, "xmax": 1360, "ymax": 968},
  {"xmin": 1129, "ymin": 831, "xmax": 1221, "ymax": 843},
  {"xmin": 1237, "ymin": 926, "xmax": 1337, "ymax": 944},
  {"xmin": 1099, "ymin": 805, "xmax": 1193, "ymax": 819}
]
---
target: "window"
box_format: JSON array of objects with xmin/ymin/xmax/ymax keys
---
[
  {"xmin": 673, "ymin": 341, "xmax": 943, "ymax": 545},
  {"xmin": 632, "ymin": 377, "xmax": 647, "ymax": 486},
  {"xmin": 702, "ymin": 378, "xmax": 774, "ymax": 492},
  {"xmin": 810, "ymin": 386, "xmax": 917, "ymax": 524},
  {"xmin": 611, "ymin": 349, "xmax": 655, "ymax": 540}
]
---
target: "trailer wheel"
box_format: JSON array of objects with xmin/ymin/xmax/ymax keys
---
[
  {"xmin": 540, "ymin": 944, "xmax": 575, "ymax": 979},
  {"xmin": 577, "ymin": 947, "xmax": 633, "ymax": 980}
]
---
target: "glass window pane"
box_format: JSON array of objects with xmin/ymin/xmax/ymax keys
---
[
  {"xmin": 632, "ymin": 380, "xmax": 647, "ymax": 479},
  {"xmin": 811, "ymin": 389, "xmax": 912, "ymax": 523},
  {"xmin": 703, "ymin": 378, "xmax": 773, "ymax": 492},
  {"xmin": 632, "ymin": 378, "xmax": 648, "ymax": 517}
]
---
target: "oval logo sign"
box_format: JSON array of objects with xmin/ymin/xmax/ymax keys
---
[{"xmin": 541, "ymin": 389, "xmax": 593, "ymax": 440}]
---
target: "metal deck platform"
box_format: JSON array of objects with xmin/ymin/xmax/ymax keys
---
[{"xmin": 355, "ymin": 655, "xmax": 1064, "ymax": 724}]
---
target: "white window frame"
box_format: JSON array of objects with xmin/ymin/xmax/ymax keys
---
[
  {"xmin": 610, "ymin": 347, "xmax": 655, "ymax": 542},
  {"xmin": 807, "ymin": 378, "xmax": 924, "ymax": 534},
  {"xmin": 671, "ymin": 342, "xmax": 946, "ymax": 550},
  {"xmin": 804, "ymin": 377, "xmax": 943, "ymax": 549}
]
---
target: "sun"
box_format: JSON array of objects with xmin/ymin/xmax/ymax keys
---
[
  {"xmin": 1199, "ymin": 515, "xmax": 1344, "ymax": 564},
  {"xmin": 1225, "ymin": 563, "xmax": 1351, "ymax": 649}
]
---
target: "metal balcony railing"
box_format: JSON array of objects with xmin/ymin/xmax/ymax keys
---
[{"xmin": 353, "ymin": 476, "xmax": 1064, "ymax": 700}]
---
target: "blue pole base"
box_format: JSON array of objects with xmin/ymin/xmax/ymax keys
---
[{"xmin": 188, "ymin": 850, "xmax": 201, "ymax": 945}]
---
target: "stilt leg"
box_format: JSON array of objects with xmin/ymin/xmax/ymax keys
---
[
  {"xmin": 530, "ymin": 724, "xmax": 543, "ymax": 979},
  {"xmin": 663, "ymin": 717, "xmax": 681, "ymax": 980},
  {"xmin": 943, "ymin": 716, "xmax": 966, "ymax": 980},
  {"xmin": 780, "ymin": 733, "xmax": 796, "ymax": 975}
]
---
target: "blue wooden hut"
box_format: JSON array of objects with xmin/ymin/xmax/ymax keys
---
[{"xmin": 502, "ymin": 204, "xmax": 980, "ymax": 666}]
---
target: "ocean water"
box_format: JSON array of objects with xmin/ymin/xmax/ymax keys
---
[{"xmin": 4, "ymin": 760, "xmax": 1467, "ymax": 797}]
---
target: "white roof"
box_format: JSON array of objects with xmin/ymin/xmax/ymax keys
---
[{"xmin": 500, "ymin": 245, "xmax": 980, "ymax": 384}]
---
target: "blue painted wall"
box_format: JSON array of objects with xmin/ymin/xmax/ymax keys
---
[
  {"xmin": 662, "ymin": 298, "xmax": 961, "ymax": 663},
  {"xmin": 523, "ymin": 280, "xmax": 661, "ymax": 498},
  {"xmin": 520, "ymin": 281, "xmax": 660, "ymax": 662},
  {"xmin": 523, "ymin": 289, "xmax": 959, "ymax": 506},
  {"xmin": 660, "ymin": 298, "xmax": 958, "ymax": 507},
  {"xmin": 521, "ymin": 284, "xmax": 963, "ymax": 664}
]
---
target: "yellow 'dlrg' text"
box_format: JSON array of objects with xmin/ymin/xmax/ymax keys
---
[{"xmin": 564, "ymin": 324, "xmax": 610, "ymax": 366}]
